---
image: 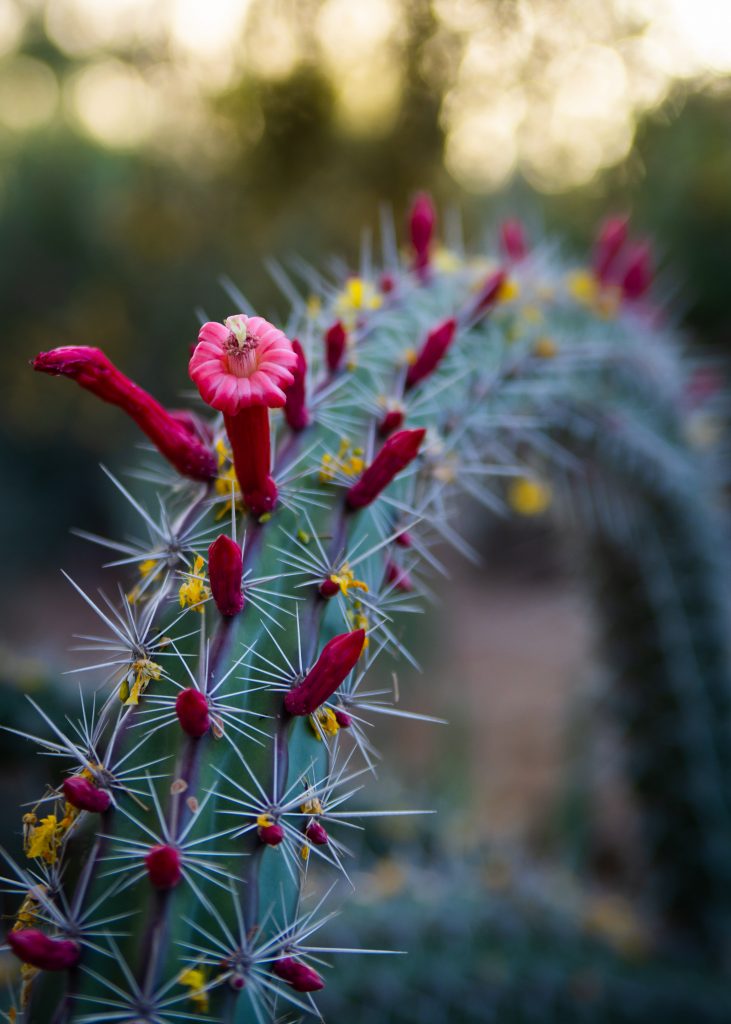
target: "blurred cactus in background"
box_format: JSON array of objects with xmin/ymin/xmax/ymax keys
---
[{"xmin": 2, "ymin": 194, "xmax": 730, "ymax": 1023}]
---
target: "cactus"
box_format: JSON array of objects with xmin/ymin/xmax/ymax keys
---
[{"xmin": 2, "ymin": 197, "xmax": 729, "ymax": 1022}]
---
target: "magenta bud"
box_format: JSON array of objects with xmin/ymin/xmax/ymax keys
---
[
  {"xmin": 258, "ymin": 821, "xmax": 285, "ymax": 846},
  {"xmin": 284, "ymin": 339, "xmax": 310, "ymax": 432},
  {"xmin": 325, "ymin": 321, "xmax": 347, "ymax": 373},
  {"xmin": 273, "ymin": 956, "xmax": 325, "ymax": 993},
  {"xmin": 471, "ymin": 269, "xmax": 507, "ymax": 319},
  {"xmin": 405, "ymin": 317, "xmax": 457, "ymax": 390},
  {"xmin": 395, "ymin": 530, "xmax": 412, "ymax": 548},
  {"xmin": 593, "ymin": 215, "xmax": 629, "ymax": 284},
  {"xmin": 346, "ymin": 429, "xmax": 426, "ymax": 510},
  {"xmin": 32, "ymin": 347, "xmax": 216, "ymax": 482},
  {"xmin": 175, "ymin": 688, "xmax": 211, "ymax": 738},
  {"xmin": 284, "ymin": 630, "xmax": 366, "ymax": 716},
  {"xmin": 378, "ymin": 405, "xmax": 405, "ymax": 436},
  {"xmin": 380, "ymin": 272, "xmax": 395, "ymax": 294},
  {"xmin": 145, "ymin": 844, "xmax": 182, "ymax": 890},
  {"xmin": 208, "ymin": 535, "xmax": 244, "ymax": 617},
  {"xmin": 6, "ymin": 929, "xmax": 80, "ymax": 972},
  {"xmin": 409, "ymin": 192, "xmax": 436, "ymax": 276},
  {"xmin": 500, "ymin": 219, "xmax": 527, "ymax": 262},
  {"xmin": 319, "ymin": 577, "xmax": 340, "ymax": 599},
  {"xmin": 305, "ymin": 820, "xmax": 329, "ymax": 846},
  {"xmin": 62, "ymin": 776, "xmax": 111, "ymax": 813},
  {"xmin": 334, "ymin": 708, "xmax": 353, "ymax": 728},
  {"xmin": 386, "ymin": 559, "xmax": 413, "ymax": 592},
  {"xmin": 621, "ymin": 241, "xmax": 652, "ymax": 301}
]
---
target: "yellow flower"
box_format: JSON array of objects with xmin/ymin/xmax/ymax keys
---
[
  {"xmin": 497, "ymin": 277, "xmax": 520, "ymax": 303},
  {"xmin": 309, "ymin": 707, "xmax": 340, "ymax": 741},
  {"xmin": 121, "ymin": 657, "xmax": 163, "ymax": 706},
  {"xmin": 328, "ymin": 563, "xmax": 369, "ymax": 598},
  {"xmin": 25, "ymin": 815, "xmax": 63, "ymax": 864},
  {"xmin": 319, "ymin": 439, "xmax": 365, "ymax": 483},
  {"xmin": 300, "ymin": 795, "xmax": 323, "ymax": 815},
  {"xmin": 508, "ymin": 477, "xmax": 551, "ymax": 517},
  {"xmin": 334, "ymin": 277, "xmax": 382, "ymax": 328},
  {"xmin": 179, "ymin": 555, "xmax": 210, "ymax": 613},
  {"xmin": 179, "ymin": 967, "xmax": 209, "ymax": 1012},
  {"xmin": 256, "ymin": 813, "xmax": 275, "ymax": 829},
  {"xmin": 566, "ymin": 269, "xmax": 597, "ymax": 305}
]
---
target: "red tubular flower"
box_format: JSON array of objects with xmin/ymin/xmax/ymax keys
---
[
  {"xmin": 7, "ymin": 929, "xmax": 80, "ymax": 971},
  {"xmin": 305, "ymin": 820, "xmax": 329, "ymax": 846},
  {"xmin": 593, "ymin": 215, "xmax": 628, "ymax": 284},
  {"xmin": 145, "ymin": 844, "xmax": 182, "ymax": 890},
  {"xmin": 62, "ymin": 776, "xmax": 111, "ymax": 813},
  {"xmin": 346, "ymin": 428, "xmax": 426, "ymax": 510},
  {"xmin": 284, "ymin": 339, "xmax": 310, "ymax": 431},
  {"xmin": 273, "ymin": 957, "xmax": 325, "ymax": 993},
  {"xmin": 621, "ymin": 242, "xmax": 653, "ymax": 301},
  {"xmin": 189, "ymin": 315, "xmax": 297, "ymax": 518},
  {"xmin": 409, "ymin": 192, "xmax": 436, "ymax": 277},
  {"xmin": 175, "ymin": 688, "xmax": 211, "ymax": 738},
  {"xmin": 208, "ymin": 535, "xmax": 244, "ymax": 617},
  {"xmin": 500, "ymin": 219, "xmax": 527, "ymax": 262},
  {"xmin": 32, "ymin": 347, "xmax": 216, "ymax": 482},
  {"xmin": 405, "ymin": 317, "xmax": 457, "ymax": 390},
  {"xmin": 386, "ymin": 559, "xmax": 413, "ymax": 592},
  {"xmin": 258, "ymin": 820, "xmax": 285, "ymax": 846},
  {"xmin": 334, "ymin": 708, "xmax": 353, "ymax": 728},
  {"xmin": 284, "ymin": 630, "xmax": 365, "ymax": 716},
  {"xmin": 324, "ymin": 321, "xmax": 347, "ymax": 373}
]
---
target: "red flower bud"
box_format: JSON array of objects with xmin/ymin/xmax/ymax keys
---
[
  {"xmin": 175, "ymin": 688, "xmax": 211, "ymax": 738},
  {"xmin": 62, "ymin": 776, "xmax": 111, "ymax": 813},
  {"xmin": 325, "ymin": 321, "xmax": 347, "ymax": 373},
  {"xmin": 334, "ymin": 708, "xmax": 353, "ymax": 728},
  {"xmin": 471, "ymin": 269, "xmax": 507, "ymax": 319},
  {"xmin": 378, "ymin": 404, "xmax": 405, "ymax": 436},
  {"xmin": 621, "ymin": 241, "xmax": 652, "ymax": 301},
  {"xmin": 409, "ymin": 192, "xmax": 436, "ymax": 276},
  {"xmin": 208, "ymin": 535, "xmax": 244, "ymax": 617},
  {"xmin": 258, "ymin": 821, "xmax": 285, "ymax": 846},
  {"xmin": 305, "ymin": 820, "xmax": 329, "ymax": 846},
  {"xmin": 379, "ymin": 272, "xmax": 395, "ymax": 294},
  {"xmin": 500, "ymin": 219, "xmax": 527, "ymax": 262},
  {"xmin": 7, "ymin": 929, "xmax": 80, "ymax": 971},
  {"xmin": 273, "ymin": 956, "xmax": 325, "ymax": 993},
  {"xmin": 32, "ymin": 347, "xmax": 216, "ymax": 481},
  {"xmin": 145, "ymin": 844, "xmax": 182, "ymax": 890},
  {"xmin": 284, "ymin": 339, "xmax": 310, "ymax": 432},
  {"xmin": 346, "ymin": 429, "xmax": 426, "ymax": 510},
  {"xmin": 405, "ymin": 318, "xmax": 457, "ymax": 390},
  {"xmin": 319, "ymin": 577, "xmax": 340, "ymax": 599},
  {"xmin": 593, "ymin": 215, "xmax": 628, "ymax": 284},
  {"xmin": 284, "ymin": 630, "xmax": 365, "ymax": 716},
  {"xmin": 386, "ymin": 559, "xmax": 413, "ymax": 592},
  {"xmin": 395, "ymin": 530, "xmax": 412, "ymax": 548}
]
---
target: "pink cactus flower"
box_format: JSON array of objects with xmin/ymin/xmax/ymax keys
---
[
  {"xmin": 189, "ymin": 315, "xmax": 297, "ymax": 517},
  {"xmin": 6, "ymin": 929, "xmax": 80, "ymax": 971}
]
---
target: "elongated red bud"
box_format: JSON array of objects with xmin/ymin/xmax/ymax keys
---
[
  {"xmin": 378, "ymin": 402, "xmax": 405, "ymax": 436},
  {"xmin": 405, "ymin": 318, "xmax": 457, "ymax": 390},
  {"xmin": 284, "ymin": 630, "xmax": 365, "ymax": 716},
  {"xmin": 145, "ymin": 844, "xmax": 182, "ymax": 890},
  {"xmin": 325, "ymin": 321, "xmax": 347, "ymax": 373},
  {"xmin": 62, "ymin": 776, "xmax": 111, "ymax": 813},
  {"xmin": 386, "ymin": 559, "xmax": 413, "ymax": 592},
  {"xmin": 7, "ymin": 929, "xmax": 80, "ymax": 971},
  {"xmin": 346, "ymin": 429, "xmax": 426, "ymax": 510},
  {"xmin": 273, "ymin": 956, "xmax": 325, "ymax": 992},
  {"xmin": 208, "ymin": 535, "xmax": 244, "ymax": 617},
  {"xmin": 258, "ymin": 820, "xmax": 285, "ymax": 846},
  {"xmin": 500, "ymin": 219, "xmax": 527, "ymax": 262},
  {"xmin": 305, "ymin": 820, "xmax": 329, "ymax": 846},
  {"xmin": 621, "ymin": 241, "xmax": 652, "ymax": 300},
  {"xmin": 334, "ymin": 708, "xmax": 353, "ymax": 728},
  {"xmin": 593, "ymin": 215, "xmax": 628, "ymax": 283},
  {"xmin": 409, "ymin": 192, "xmax": 436, "ymax": 276},
  {"xmin": 175, "ymin": 688, "xmax": 211, "ymax": 738},
  {"xmin": 33, "ymin": 347, "xmax": 216, "ymax": 481},
  {"xmin": 471, "ymin": 269, "xmax": 507, "ymax": 319},
  {"xmin": 284, "ymin": 339, "xmax": 310, "ymax": 431}
]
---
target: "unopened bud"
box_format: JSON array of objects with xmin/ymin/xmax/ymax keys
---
[
  {"xmin": 62, "ymin": 776, "xmax": 111, "ymax": 813},
  {"xmin": 500, "ymin": 219, "xmax": 527, "ymax": 262},
  {"xmin": 175, "ymin": 688, "xmax": 211, "ymax": 738},
  {"xmin": 593, "ymin": 215, "xmax": 628, "ymax": 284},
  {"xmin": 273, "ymin": 956, "xmax": 325, "ymax": 993},
  {"xmin": 409, "ymin": 192, "xmax": 436, "ymax": 277},
  {"xmin": 284, "ymin": 339, "xmax": 310, "ymax": 431},
  {"xmin": 6, "ymin": 929, "xmax": 80, "ymax": 971},
  {"xmin": 325, "ymin": 321, "xmax": 347, "ymax": 373},
  {"xmin": 621, "ymin": 241, "xmax": 652, "ymax": 301},
  {"xmin": 346, "ymin": 429, "xmax": 426, "ymax": 510},
  {"xmin": 305, "ymin": 820, "xmax": 329, "ymax": 846},
  {"xmin": 405, "ymin": 318, "xmax": 457, "ymax": 390},
  {"xmin": 208, "ymin": 535, "xmax": 244, "ymax": 617},
  {"xmin": 145, "ymin": 844, "xmax": 182, "ymax": 890},
  {"xmin": 284, "ymin": 630, "xmax": 366, "ymax": 716}
]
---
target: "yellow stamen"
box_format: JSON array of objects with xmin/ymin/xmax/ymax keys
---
[
  {"xmin": 566, "ymin": 269, "xmax": 597, "ymax": 305},
  {"xmin": 256, "ymin": 813, "xmax": 274, "ymax": 829},
  {"xmin": 122, "ymin": 657, "xmax": 163, "ymax": 706},
  {"xmin": 179, "ymin": 967, "xmax": 209, "ymax": 1012},
  {"xmin": 309, "ymin": 706, "xmax": 340, "ymax": 740},
  {"xmin": 334, "ymin": 276, "xmax": 382, "ymax": 329},
  {"xmin": 329, "ymin": 563, "xmax": 369, "ymax": 598},
  {"xmin": 497, "ymin": 278, "xmax": 520, "ymax": 303},
  {"xmin": 300, "ymin": 795, "xmax": 323, "ymax": 816},
  {"xmin": 24, "ymin": 815, "xmax": 66, "ymax": 864},
  {"xmin": 319, "ymin": 439, "xmax": 365, "ymax": 483},
  {"xmin": 300, "ymin": 844, "xmax": 310, "ymax": 861},
  {"xmin": 179, "ymin": 555, "xmax": 210, "ymax": 613},
  {"xmin": 508, "ymin": 477, "xmax": 551, "ymax": 517}
]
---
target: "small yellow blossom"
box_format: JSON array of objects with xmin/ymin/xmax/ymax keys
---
[
  {"xmin": 300, "ymin": 844, "xmax": 310, "ymax": 861},
  {"xmin": 334, "ymin": 276, "xmax": 382, "ymax": 328},
  {"xmin": 300, "ymin": 795, "xmax": 323, "ymax": 815},
  {"xmin": 122, "ymin": 657, "xmax": 163, "ymax": 706},
  {"xmin": 179, "ymin": 555, "xmax": 210, "ymax": 613},
  {"xmin": 179, "ymin": 967, "xmax": 209, "ymax": 1012},
  {"xmin": 309, "ymin": 706, "xmax": 340, "ymax": 741},
  {"xmin": 508, "ymin": 477, "xmax": 551, "ymax": 517},
  {"xmin": 328, "ymin": 563, "xmax": 369, "ymax": 598},
  {"xmin": 566, "ymin": 269, "xmax": 597, "ymax": 305},
  {"xmin": 13, "ymin": 885, "xmax": 47, "ymax": 931},
  {"xmin": 497, "ymin": 278, "xmax": 520, "ymax": 303},
  {"xmin": 25, "ymin": 815, "xmax": 65, "ymax": 864},
  {"xmin": 256, "ymin": 813, "xmax": 275, "ymax": 829},
  {"xmin": 319, "ymin": 439, "xmax": 365, "ymax": 483},
  {"xmin": 533, "ymin": 337, "xmax": 558, "ymax": 359}
]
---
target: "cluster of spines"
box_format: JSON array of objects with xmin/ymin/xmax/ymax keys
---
[{"xmin": 1, "ymin": 195, "xmax": 678, "ymax": 1023}]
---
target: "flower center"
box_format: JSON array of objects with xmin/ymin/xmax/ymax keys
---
[{"xmin": 224, "ymin": 315, "xmax": 259, "ymax": 378}]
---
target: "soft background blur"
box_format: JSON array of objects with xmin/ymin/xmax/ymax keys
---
[{"xmin": 2, "ymin": 0, "xmax": 731, "ymax": 977}]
